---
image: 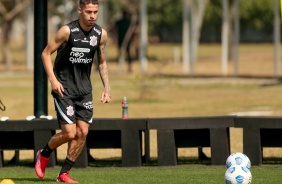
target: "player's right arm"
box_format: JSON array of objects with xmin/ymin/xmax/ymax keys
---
[{"xmin": 41, "ymin": 25, "xmax": 70, "ymax": 97}]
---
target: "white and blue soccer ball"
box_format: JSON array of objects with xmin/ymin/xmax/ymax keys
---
[
  {"xmin": 226, "ymin": 152, "xmax": 251, "ymax": 170},
  {"xmin": 225, "ymin": 166, "xmax": 252, "ymax": 184}
]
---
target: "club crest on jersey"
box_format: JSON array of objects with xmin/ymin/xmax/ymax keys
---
[
  {"xmin": 66, "ymin": 105, "xmax": 74, "ymax": 116},
  {"xmin": 90, "ymin": 35, "xmax": 97, "ymax": 46}
]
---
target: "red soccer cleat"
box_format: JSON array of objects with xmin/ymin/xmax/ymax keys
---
[
  {"xmin": 56, "ymin": 172, "xmax": 79, "ymax": 183},
  {"xmin": 35, "ymin": 150, "xmax": 49, "ymax": 179}
]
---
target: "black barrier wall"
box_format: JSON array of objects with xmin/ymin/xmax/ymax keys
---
[{"xmin": 1, "ymin": 116, "xmax": 282, "ymax": 167}]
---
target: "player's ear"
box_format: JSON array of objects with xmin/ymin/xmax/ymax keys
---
[{"xmin": 78, "ymin": 7, "xmax": 82, "ymax": 14}]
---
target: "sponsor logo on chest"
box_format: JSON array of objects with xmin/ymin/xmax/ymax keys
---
[{"xmin": 69, "ymin": 47, "xmax": 92, "ymax": 64}]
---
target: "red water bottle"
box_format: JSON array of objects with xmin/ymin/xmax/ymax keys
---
[{"xmin": 122, "ymin": 96, "xmax": 128, "ymax": 119}]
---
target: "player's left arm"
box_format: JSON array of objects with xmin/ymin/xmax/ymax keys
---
[{"xmin": 98, "ymin": 29, "xmax": 111, "ymax": 104}]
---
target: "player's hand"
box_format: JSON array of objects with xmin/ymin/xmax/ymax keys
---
[
  {"xmin": 100, "ymin": 91, "xmax": 111, "ymax": 103},
  {"xmin": 50, "ymin": 80, "xmax": 64, "ymax": 97}
]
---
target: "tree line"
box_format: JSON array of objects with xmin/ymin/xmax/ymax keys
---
[{"xmin": 0, "ymin": 0, "xmax": 276, "ymax": 70}]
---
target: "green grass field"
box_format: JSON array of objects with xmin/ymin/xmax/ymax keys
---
[
  {"xmin": 1, "ymin": 43, "xmax": 282, "ymax": 183},
  {"xmin": 0, "ymin": 164, "xmax": 282, "ymax": 183}
]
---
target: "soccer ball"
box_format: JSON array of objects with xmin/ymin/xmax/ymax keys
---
[
  {"xmin": 226, "ymin": 152, "xmax": 251, "ymax": 170},
  {"xmin": 225, "ymin": 166, "xmax": 252, "ymax": 184}
]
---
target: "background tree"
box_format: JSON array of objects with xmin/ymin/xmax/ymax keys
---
[
  {"xmin": 0, "ymin": 0, "xmax": 31, "ymax": 70},
  {"xmin": 119, "ymin": 0, "xmax": 138, "ymax": 73},
  {"xmin": 202, "ymin": 0, "xmax": 274, "ymax": 43},
  {"xmin": 147, "ymin": 0, "xmax": 183, "ymax": 42},
  {"xmin": 0, "ymin": 0, "xmax": 276, "ymax": 72},
  {"xmin": 190, "ymin": 0, "xmax": 210, "ymax": 63}
]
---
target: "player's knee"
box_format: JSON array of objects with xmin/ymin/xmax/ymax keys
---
[
  {"xmin": 64, "ymin": 132, "xmax": 76, "ymax": 140},
  {"xmin": 77, "ymin": 129, "xmax": 88, "ymax": 139}
]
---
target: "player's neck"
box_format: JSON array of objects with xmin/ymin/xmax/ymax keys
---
[{"xmin": 78, "ymin": 19, "xmax": 93, "ymax": 32}]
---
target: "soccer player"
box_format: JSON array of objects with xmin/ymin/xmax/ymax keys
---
[
  {"xmin": 35, "ymin": 0, "xmax": 111, "ymax": 183},
  {"xmin": 113, "ymin": 8, "xmax": 134, "ymax": 73}
]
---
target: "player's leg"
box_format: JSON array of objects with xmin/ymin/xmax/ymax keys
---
[
  {"xmin": 56, "ymin": 120, "xmax": 89, "ymax": 183},
  {"xmin": 126, "ymin": 42, "xmax": 132, "ymax": 72},
  {"xmin": 35, "ymin": 124, "xmax": 76, "ymax": 179},
  {"xmin": 35, "ymin": 95, "xmax": 76, "ymax": 179},
  {"xmin": 57, "ymin": 94, "xmax": 92, "ymax": 183}
]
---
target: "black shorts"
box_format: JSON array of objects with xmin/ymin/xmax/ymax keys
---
[{"xmin": 53, "ymin": 92, "xmax": 93, "ymax": 124}]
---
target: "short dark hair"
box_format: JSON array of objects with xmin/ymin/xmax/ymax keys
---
[{"xmin": 79, "ymin": 0, "xmax": 99, "ymax": 6}]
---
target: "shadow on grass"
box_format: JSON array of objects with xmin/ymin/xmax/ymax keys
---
[
  {"xmin": 88, "ymin": 157, "xmax": 122, "ymax": 167},
  {"xmin": 177, "ymin": 157, "xmax": 211, "ymax": 165},
  {"xmin": 3, "ymin": 156, "xmax": 282, "ymax": 168},
  {"xmin": 9, "ymin": 178, "xmax": 55, "ymax": 183},
  {"xmin": 2, "ymin": 159, "xmax": 34, "ymax": 167},
  {"xmin": 88, "ymin": 156, "xmax": 212, "ymax": 167},
  {"xmin": 263, "ymin": 157, "xmax": 282, "ymax": 164}
]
